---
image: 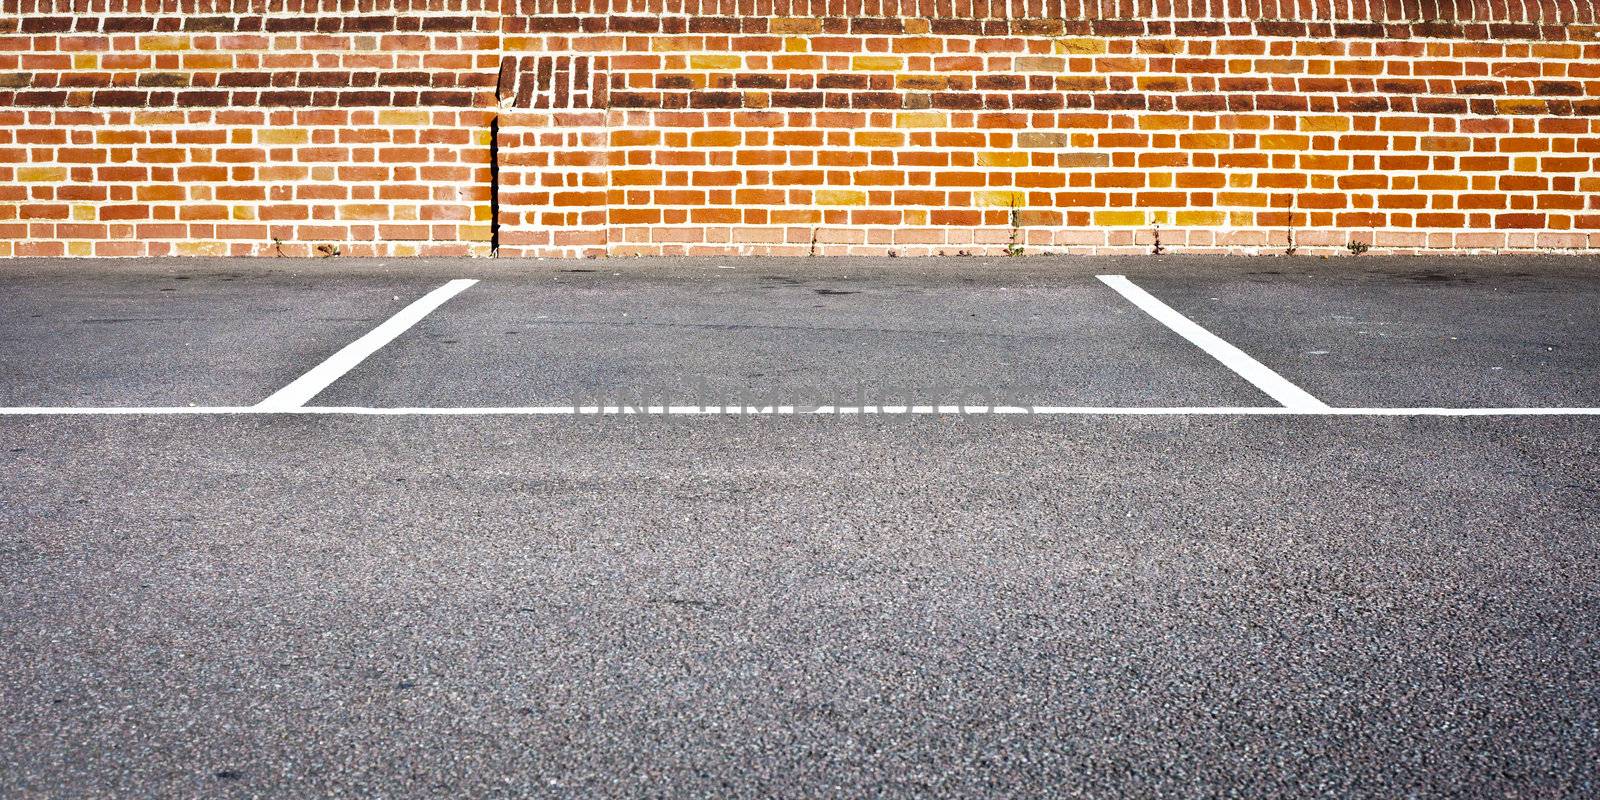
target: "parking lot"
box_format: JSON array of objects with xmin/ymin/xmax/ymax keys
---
[{"xmin": 3, "ymin": 256, "xmax": 1599, "ymax": 797}]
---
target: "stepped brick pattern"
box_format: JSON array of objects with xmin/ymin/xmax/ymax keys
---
[{"xmin": 4, "ymin": 1, "xmax": 1600, "ymax": 257}]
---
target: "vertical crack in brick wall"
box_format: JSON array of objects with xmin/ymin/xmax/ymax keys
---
[
  {"xmin": 489, "ymin": 113, "xmax": 501, "ymax": 255},
  {"xmin": 2, "ymin": 0, "xmax": 1599, "ymax": 257}
]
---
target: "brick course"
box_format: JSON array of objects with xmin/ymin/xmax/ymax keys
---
[{"xmin": 3, "ymin": 0, "xmax": 1599, "ymax": 256}]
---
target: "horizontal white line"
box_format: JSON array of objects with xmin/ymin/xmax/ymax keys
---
[
  {"xmin": 1, "ymin": 406, "xmax": 1598, "ymax": 417},
  {"xmin": 1097, "ymin": 274, "xmax": 1330, "ymax": 411},
  {"xmin": 256, "ymin": 279, "xmax": 477, "ymax": 410}
]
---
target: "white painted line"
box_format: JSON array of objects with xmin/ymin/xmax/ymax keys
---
[
  {"xmin": 256, "ymin": 279, "xmax": 478, "ymax": 409},
  {"xmin": 2, "ymin": 406, "xmax": 1599, "ymax": 417},
  {"xmin": 1097, "ymin": 274, "xmax": 1330, "ymax": 411},
  {"xmin": 0, "ymin": 407, "xmax": 259, "ymax": 416}
]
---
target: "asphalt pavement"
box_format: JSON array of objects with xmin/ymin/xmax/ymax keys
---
[{"xmin": 2, "ymin": 256, "xmax": 1598, "ymax": 798}]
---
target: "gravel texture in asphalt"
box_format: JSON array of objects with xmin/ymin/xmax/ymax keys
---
[{"xmin": 1, "ymin": 256, "xmax": 1598, "ymax": 798}]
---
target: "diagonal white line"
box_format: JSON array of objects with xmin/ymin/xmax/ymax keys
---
[
  {"xmin": 1098, "ymin": 274, "xmax": 1330, "ymax": 411},
  {"xmin": 256, "ymin": 279, "xmax": 478, "ymax": 410}
]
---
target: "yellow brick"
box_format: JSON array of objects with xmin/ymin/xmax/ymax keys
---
[
  {"xmin": 133, "ymin": 111, "xmax": 184, "ymax": 127},
  {"xmin": 1260, "ymin": 134, "xmax": 1310, "ymax": 150},
  {"xmin": 1094, "ymin": 211, "xmax": 1147, "ymax": 226},
  {"xmin": 977, "ymin": 152, "xmax": 1028, "ymax": 168},
  {"xmin": 175, "ymin": 241, "xmax": 227, "ymax": 256},
  {"xmin": 18, "ymin": 167, "xmax": 66, "ymax": 182},
  {"xmin": 1054, "ymin": 38, "xmax": 1107, "ymax": 55},
  {"xmin": 853, "ymin": 56, "xmax": 904, "ymax": 71},
  {"xmin": 651, "ymin": 38, "xmax": 701, "ymax": 52},
  {"xmin": 1299, "ymin": 116, "xmax": 1350, "ymax": 132},
  {"xmin": 784, "ymin": 37, "xmax": 809, "ymax": 53},
  {"xmin": 1219, "ymin": 192, "xmax": 1268, "ymax": 207},
  {"xmin": 460, "ymin": 225, "xmax": 493, "ymax": 242},
  {"xmin": 976, "ymin": 190, "xmax": 1024, "ymax": 207},
  {"xmin": 380, "ymin": 110, "xmax": 432, "ymax": 126},
  {"xmin": 1176, "ymin": 210, "xmax": 1227, "ymax": 226},
  {"xmin": 258, "ymin": 129, "xmax": 308, "ymax": 144},
  {"xmin": 1181, "ymin": 133, "xmax": 1231, "ymax": 149},
  {"xmin": 68, "ymin": 241, "xmax": 92, "ymax": 256},
  {"xmin": 185, "ymin": 54, "xmax": 233, "ymax": 70},
  {"xmin": 855, "ymin": 132, "xmax": 904, "ymax": 147},
  {"xmin": 72, "ymin": 204, "xmax": 95, "ymax": 221},
  {"xmin": 1138, "ymin": 115, "xmax": 1189, "ymax": 130},
  {"xmin": 689, "ymin": 54, "xmax": 742, "ymax": 70},
  {"xmin": 895, "ymin": 112, "xmax": 946, "ymax": 128},
  {"xmin": 231, "ymin": 205, "xmax": 256, "ymax": 221},
  {"xmin": 141, "ymin": 35, "xmax": 189, "ymax": 51},
  {"xmin": 339, "ymin": 204, "xmax": 388, "ymax": 220},
  {"xmin": 815, "ymin": 189, "xmax": 867, "ymax": 206},
  {"xmin": 1224, "ymin": 115, "xmax": 1272, "ymax": 131},
  {"xmin": 73, "ymin": 54, "xmax": 97, "ymax": 69}
]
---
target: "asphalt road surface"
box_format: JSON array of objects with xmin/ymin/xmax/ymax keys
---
[{"xmin": 2, "ymin": 256, "xmax": 1598, "ymax": 798}]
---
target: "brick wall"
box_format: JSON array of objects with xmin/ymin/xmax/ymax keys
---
[{"xmin": 5, "ymin": 1, "xmax": 1600, "ymax": 257}]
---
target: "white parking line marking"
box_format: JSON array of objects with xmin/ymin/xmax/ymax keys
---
[
  {"xmin": 255, "ymin": 279, "xmax": 478, "ymax": 410},
  {"xmin": 1, "ymin": 406, "xmax": 1598, "ymax": 417},
  {"xmin": 1098, "ymin": 274, "xmax": 1330, "ymax": 411}
]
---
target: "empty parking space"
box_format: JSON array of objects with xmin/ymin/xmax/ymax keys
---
[
  {"xmin": 0, "ymin": 266, "xmax": 445, "ymax": 408},
  {"xmin": 313, "ymin": 268, "xmax": 1272, "ymax": 409},
  {"xmin": 1137, "ymin": 265, "xmax": 1600, "ymax": 409}
]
